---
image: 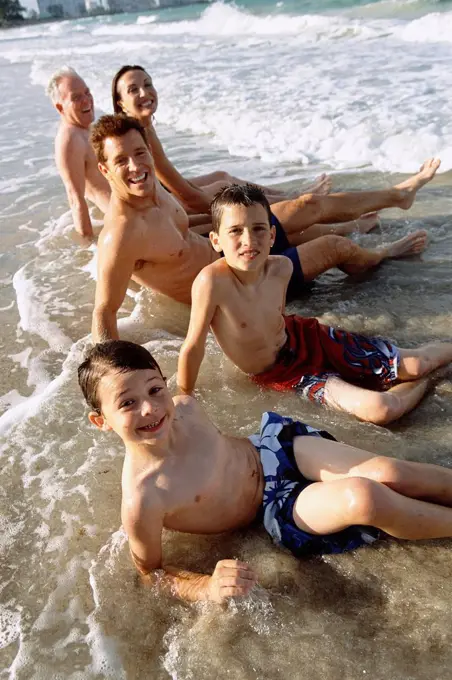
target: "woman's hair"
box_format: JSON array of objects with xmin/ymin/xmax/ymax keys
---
[{"xmin": 112, "ymin": 64, "xmax": 148, "ymax": 114}]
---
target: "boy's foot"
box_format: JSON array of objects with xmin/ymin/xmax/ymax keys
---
[
  {"xmin": 395, "ymin": 158, "xmax": 441, "ymax": 210},
  {"xmin": 380, "ymin": 230, "xmax": 428, "ymax": 259}
]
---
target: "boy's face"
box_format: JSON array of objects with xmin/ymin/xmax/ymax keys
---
[
  {"xmin": 89, "ymin": 367, "xmax": 174, "ymax": 447},
  {"xmin": 210, "ymin": 203, "xmax": 275, "ymax": 271}
]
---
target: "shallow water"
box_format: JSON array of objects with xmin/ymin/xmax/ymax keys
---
[{"xmin": 1, "ymin": 1, "xmax": 452, "ymax": 678}]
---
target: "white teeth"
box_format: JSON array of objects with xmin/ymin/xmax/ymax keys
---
[
  {"xmin": 130, "ymin": 173, "xmax": 146, "ymax": 184},
  {"xmin": 141, "ymin": 417, "xmax": 162, "ymax": 430}
]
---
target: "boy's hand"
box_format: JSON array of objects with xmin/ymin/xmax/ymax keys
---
[{"xmin": 206, "ymin": 560, "xmax": 256, "ymax": 603}]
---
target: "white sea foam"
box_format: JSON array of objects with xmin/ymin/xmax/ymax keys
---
[
  {"xmin": 0, "ymin": 604, "xmax": 21, "ymax": 650},
  {"xmin": 13, "ymin": 263, "xmax": 73, "ymax": 352},
  {"xmin": 6, "ymin": 2, "xmax": 450, "ymax": 174},
  {"xmin": 136, "ymin": 14, "xmax": 158, "ymax": 24}
]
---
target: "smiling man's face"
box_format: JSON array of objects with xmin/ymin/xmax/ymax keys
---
[
  {"xmin": 98, "ymin": 128, "xmax": 156, "ymax": 200},
  {"xmin": 56, "ymin": 75, "xmax": 94, "ymax": 128}
]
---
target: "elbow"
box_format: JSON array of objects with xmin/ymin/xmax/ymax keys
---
[{"xmin": 92, "ymin": 304, "xmax": 118, "ymax": 343}]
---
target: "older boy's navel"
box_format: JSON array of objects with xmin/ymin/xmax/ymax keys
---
[
  {"xmin": 195, "ymin": 495, "xmax": 201, "ymax": 503},
  {"xmin": 241, "ymin": 322, "xmax": 247, "ymax": 328}
]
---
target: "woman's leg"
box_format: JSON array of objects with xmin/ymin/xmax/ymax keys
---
[
  {"xmin": 286, "ymin": 212, "xmax": 379, "ymax": 245},
  {"xmin": 189, "ymin": 172, "xmax": 332, "ymax": 204}
]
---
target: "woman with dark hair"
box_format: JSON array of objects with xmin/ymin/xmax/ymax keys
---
[{"xmin": 111, "ymin": 64, "xmax": 330, "ymax": 215}]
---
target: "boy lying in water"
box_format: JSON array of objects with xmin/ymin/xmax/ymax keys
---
[
  {"xmin": 79, "ymin": 340, "xmax": 452, "ymax": 603},
  {"xmin": 177, "ymin": 184, "xmax": 452, "ymax": 425}
]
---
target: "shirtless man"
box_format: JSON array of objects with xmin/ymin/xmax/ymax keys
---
[
  {"xmin": 79, "ymin": 340, "xmax": 452, "ymax": 603},
  {"xmin": 89, "ymin": 114, "xmax": 439, "ymax": 343},
  {"xmin": 177, "ymin": 184, "xmax": 452, "ymax": 425},
  {"xmin": 47, "ymin": 67, "xmax": 110, "ymax": 240}
]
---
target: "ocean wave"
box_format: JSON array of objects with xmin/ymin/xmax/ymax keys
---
[{"xmin": 88, "ymin": 2, "xmax": 452, "ymax": 45}]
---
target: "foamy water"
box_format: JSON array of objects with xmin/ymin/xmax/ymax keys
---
[{"xmin": 1, "ymin": 1, "xmax": 452, "ymax": 677}]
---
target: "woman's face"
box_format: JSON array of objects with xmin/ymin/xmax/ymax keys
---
[{"xmin": 116, "ymin": 69, "xmax": 158, "ymax": 121}]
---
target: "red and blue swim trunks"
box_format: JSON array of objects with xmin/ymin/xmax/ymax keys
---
[{"xmin": 251, "ymin": 315, "xmax": 400, "ymax": 404}]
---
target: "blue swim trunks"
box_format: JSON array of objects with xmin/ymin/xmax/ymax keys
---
[
  {"xmin": 249, "ymin": 412, "xmax": 380, "ymax": 557},
  {"xmin": 270, "ymin": 214, "xmax": 311, "ymax": 300}
]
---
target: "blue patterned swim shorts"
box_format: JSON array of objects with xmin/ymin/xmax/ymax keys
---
[{"xmin": 249, "ymin": 411, "xmax": 380, "ymax": 557}]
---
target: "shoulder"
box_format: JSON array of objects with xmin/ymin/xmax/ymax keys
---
[
  {"xmin": 172, "ymin": 395, "xmax": 213, "ymax": 427},
  {"xmin": 57, "ymin": 124, "xmax": 88, "ymax": 155},
  {"xmin": 100, "ymin": 205, "xmax": 141, "ymax": 250},
  {"xmin": 268, "ymin": 254, "xmax": 293, "ymax": 278},
  {"xmin": 192, "ymin": 259, "xmax": 230, "ymax": 294},
  {"xmin": 172, "ymin": 394, "xmax": 202, "ymax": 415},
  {"xmin": 121, "ymin": 472, "xmax": 164, "ymax": 536}
]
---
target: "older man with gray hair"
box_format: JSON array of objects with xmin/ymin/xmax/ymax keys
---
[{"xmin": 47, "ymin": 67, "xmax": 110, "ymax": 241}]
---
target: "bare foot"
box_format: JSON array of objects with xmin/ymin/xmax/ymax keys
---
[
  {"xmin": 299, "ymin": 173, "xmax": 332, "ymax": 197},
  {"xmin": 380, "ymin": 230, "xmax": 428, "ymax": 259},
  {"xmin": 395, "ymin": 158, "xmax": 441, "ymax": 210},
  {"xmin": 354, "ymin": 211, "xmax": 380, "ymax": 234}
]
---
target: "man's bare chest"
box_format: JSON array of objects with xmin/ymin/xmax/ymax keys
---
[{"xmin": 133, "ymin": 216, "xmax": 191, "ymax": 266}]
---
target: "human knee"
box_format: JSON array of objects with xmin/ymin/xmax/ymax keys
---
[
  {"xmin": 402, "ymin": 354, "xmax": 429, "ymax": 378},
  {"xmin": 320, "ymin": 234, "xmax": 354, "ymax": 262},
  {"xmin": 355, "ymin": 455, "xmax": 407, "ymax": 485},
  {"xmin": 359, "ymin": 392, "xmax": 400, "ymax": 426},
  {"xmin": 342, "ymin": 477, "xmax": 383, "ymax": 525}
]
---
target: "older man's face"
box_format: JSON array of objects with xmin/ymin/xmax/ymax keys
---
[{"xmin": 56, "ymin": 75, "xmax": 94, "ymax": 128}]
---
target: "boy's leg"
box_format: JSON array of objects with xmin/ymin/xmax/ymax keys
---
[
  {"xmin": 397, "ymin": 344, "xmax": 452, "ymax": 380},
  {"xmin": 323, "ymin": 375, "xmax": 430, "ymax": 425},
  {"xmin": 271, "ymin": 158, "xmax": 440, "ymax": 235},
  {"xmin": 293, "ymin": 435, "xmax": 452, "ymax": 506},
  {"xmin": 295, "ymin": 231, "xmax": 428, "ymax": 282},
  {"xmin": 292, "ymin": 476, "xmax": 452, "ymax": 540}
]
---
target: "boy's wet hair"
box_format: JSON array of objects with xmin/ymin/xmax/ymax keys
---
[
  {"xmin": 112, "ymin": 64, "xmax": 148, "ymax": 114},
  {"xmin": 210, "ymin": 183, "xmax": 273, "ymax": 233},
  {"xmin": 78, "ymin": 341, "xmax": 163, "ymax": 413},
  {"xmin": 90, "ymin": 114, "xmax": 148, "ymax": 164}
]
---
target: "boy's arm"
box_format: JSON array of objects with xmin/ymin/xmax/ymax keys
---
[
  {"xmin": 92, "ymin": 226, "xmax": 137, "ymax": 342},
  {"xmin": 125, "ymin": 496, "xmax": 256, "ymax": 603},
  {"xmin": 56, "ymin": 134, "xmax": 93, "ymax": 240},
  {"xmin": 147, "ymin": 127, "xmax": 211, "ymax": 214},
  {"xmin": 270, "ymin": 255, "xmax": 293, "ymax": 315},
  {"xmin": 177, "ymin": 270, "xmax": 217, "ymax": 394}
]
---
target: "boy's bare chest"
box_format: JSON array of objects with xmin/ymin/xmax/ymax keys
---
[{"xmin": 218, "ymin": 281, "xmax": 285, "ymax": 335}]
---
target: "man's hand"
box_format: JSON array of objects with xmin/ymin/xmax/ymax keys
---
[{"xmin": 206, "ymin": 560, "xmax": 257, "ymax": 603}]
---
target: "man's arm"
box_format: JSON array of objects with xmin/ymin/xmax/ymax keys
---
[
  {"xmin": 188, "ymin": 214, "xmax": 212, "ymax": 235},
  {"xmin": 56, "ymin": 133, "xmax": 93, "ymax": 240},
  {"xmin": 92, "ymin": 228, "xmax": 137, "ymax": 342},
  {"xmin": 125, "ymin": 495, "xmax": 256, "ymax": 603},
  {"xmin": 177, "ymin": 269, "xmax": 217, "ymax": 394},
  {"xmin": 147, "ymin": 127, "xmax": 212, "ymax": 214}
]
